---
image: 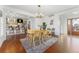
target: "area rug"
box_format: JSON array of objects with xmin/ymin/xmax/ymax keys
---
[{"xmin": 20, "ymin": 37, "xmax": 58, "ymax": 53}]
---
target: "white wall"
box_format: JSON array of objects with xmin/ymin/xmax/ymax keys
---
[
  {"xmin": 52, "ymin": 14, "xmax": 68, "ymax": 36},
  {"xmin": 0, "ymin": 6, "xmax": 6, "ymax": 47},
  {"xmin": 60, "ymin": 15, "xmax": 67, "ymax": 35},
  {"xmin": 30, "ymin": 16, "xmax": 61, "ymax": 36},
  {"xmin": 30, "ymin": 17, "xmax": 54, "ymax": 30},
  {"xmin": 53, "ymin": 15, "xmax": 60, "ymax": 35},
  {"xmin": 0, "ymin": 17, "xmax": 5, "ymax": 47}
]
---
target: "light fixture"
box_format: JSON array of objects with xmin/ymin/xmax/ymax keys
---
[{"xmin": 35, "ymin": 5, "xmax": 44, "ymax": 18}]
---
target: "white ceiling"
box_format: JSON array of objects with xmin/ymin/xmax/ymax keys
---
[{"xmin": 6, "ymin": 5, "xmax": 79, "ymax": 16}]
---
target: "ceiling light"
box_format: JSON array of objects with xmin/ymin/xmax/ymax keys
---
[{"xmin": 34, "ymin": 5, "xmax": 45, "ymax": 18}]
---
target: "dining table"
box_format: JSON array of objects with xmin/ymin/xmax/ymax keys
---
[{"xmin": 27, "ymin": 29, "xmax": 51, "ymax": 47}]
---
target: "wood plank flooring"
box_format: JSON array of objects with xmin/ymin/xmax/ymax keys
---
[
  {"xmin": 44, "ymin": 42, "xmax": 67, "ymax": 53},
  {"xmin": 0, "ymin": 35, "xmax": 79, "ymax": 53},
  {"xmin": 44, "ymin": 35, "xmax": 79, "ymax": 53},
  {"xmin": 0, "ymin": 39, "xmax": 26, "ymax": 53},
  {"xmin": 0, "ymin": 34, "xmax": 26, "ymax": 53}
]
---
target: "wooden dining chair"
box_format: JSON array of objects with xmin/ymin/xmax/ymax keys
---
[{"xmin": 33, "ymin": 31, "xmax": 41, "ymax": 47}]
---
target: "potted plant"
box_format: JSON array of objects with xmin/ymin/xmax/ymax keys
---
[{"xmin": 42, "ymin": 22, "xmax": 47, "ymax": 30}]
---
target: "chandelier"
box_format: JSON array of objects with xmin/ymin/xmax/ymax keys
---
[{"xmin": 35, "ymin": 5, "xmax": 44, "ymax": 18}]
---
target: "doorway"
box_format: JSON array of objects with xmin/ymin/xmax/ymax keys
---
[
  {"xmin": 67, "ymin": 18, "xmax": 79, "ymax": 52},
  {"xmin": 67, "ymin": 18, "xmax": 79, "ymax": 36}
]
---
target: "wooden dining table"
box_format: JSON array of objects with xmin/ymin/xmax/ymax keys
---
[{"xmin": 27, "ymin": 29, "xmax": 51, "ymax": 47}]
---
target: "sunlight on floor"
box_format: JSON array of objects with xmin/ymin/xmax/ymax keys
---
[{"xmin": 67, "ymin": 35, "xmax": 79, "ymax": 52}]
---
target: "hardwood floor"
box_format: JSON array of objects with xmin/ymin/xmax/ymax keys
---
[
  {"xmin": 44, "ymin": 42, "xmax": 67, "ymax": 53},
  {"xmin": 0, "ymin": 39, "xmax": 26, "ymax": 53},
  {"xmin": 1, "ymin": 35, "xmax": 79, "ymax": 53},
  {"xmin": 44, "ymin": 35, "xmax": 79, "ymax": 53}
]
